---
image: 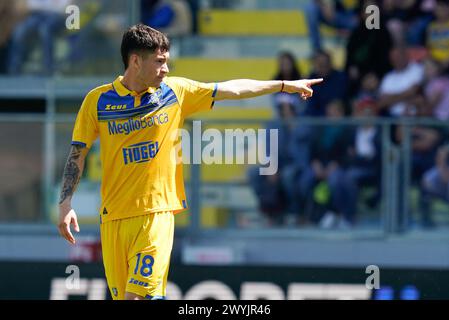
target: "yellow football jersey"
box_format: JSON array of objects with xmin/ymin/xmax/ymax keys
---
[{"xmin": 72, "ymin": 76, "xmax": 217, "ymax": 223}]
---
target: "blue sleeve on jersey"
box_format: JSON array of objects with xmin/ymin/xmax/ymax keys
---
[
  {"xmin": 212, "ymin": 83, "xmax": 218, "ymax": 98},
  {"xmin": 71, "ymin": 141, "xmax": 87, "ymax": 148}
]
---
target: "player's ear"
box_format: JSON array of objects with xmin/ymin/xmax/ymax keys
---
[{"xmin": 129, "ymin": 53, "xmax": 141, "ymax": 70}]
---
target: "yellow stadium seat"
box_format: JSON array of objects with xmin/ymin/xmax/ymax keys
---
[
  {"xmin": 170, "ymin": 45, "xmax": 346, "ymax": 82},
  {"xmin": 198, "ymin": 9, "xmax": 338, "ymax": 37},
  {"xmin": 175, "ymin": 207, "xmax": 230, "ymax": 229},
  {"xmin": 170, "ymin": 58, "xmax": 311, "ymax": 82},
  {"xmin": 192, "ymin": 106, "xmax": 273, "ymax": 120},
  {"xmin": 201, "ymin": 207, "xmax": 230, "ymax": 228},
  {"xmin": 199, "ymin": 10, "xmax": 307, "ymax": 36}
]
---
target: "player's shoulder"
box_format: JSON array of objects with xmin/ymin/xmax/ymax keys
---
[
  {"xmin": 163, "ymin": 76, "xmax": 196, "ymax": 88},
  {"xmin": 79, "ymin": 83, "xmax": 113, "ymax": 112},
  {"xmin": 85, "ymin": 83, "xmax": 114, "ymax": 100}
]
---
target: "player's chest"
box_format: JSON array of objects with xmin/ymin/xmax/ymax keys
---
[{"xmin": 97, "ymin": 89, "xmax": 180, "ymax": 138}]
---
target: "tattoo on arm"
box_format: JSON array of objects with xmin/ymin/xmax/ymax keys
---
[{"xmin": 59, "ymin": 145, "xmax": 84, "ymax": 205}]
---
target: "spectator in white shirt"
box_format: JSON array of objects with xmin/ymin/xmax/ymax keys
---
[{"xmin": 378, "ymin": 46, "xmax": 424, "ymax": 117}]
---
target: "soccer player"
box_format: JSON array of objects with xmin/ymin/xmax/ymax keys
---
[{"xmin": 57, "ymin": 24, "xmax": 323, "ymax": 300}]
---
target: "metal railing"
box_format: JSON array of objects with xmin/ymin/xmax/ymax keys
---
[{"xmin": 1, "ymin": 113, "xmax": 448, "ymax": 238}]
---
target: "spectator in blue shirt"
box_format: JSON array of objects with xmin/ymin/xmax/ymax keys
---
[
  {"xmin": 305, "ymin": 50, "xmax": 348, "ymax": 116},
  {"xmin": 304, "ymin": 0, "xmax": 359, "ymax": 51},
  {"xmin": 8, "ymin": 0, "xmax": 70, "ymax": 75}
]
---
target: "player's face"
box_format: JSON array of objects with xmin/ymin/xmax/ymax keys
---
[{"xmin": 137, "ymin": 48, "xmax": 170, "ymax": 88}]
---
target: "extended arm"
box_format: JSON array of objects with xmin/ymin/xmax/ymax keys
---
[
  {"xmin": 378, "ymin": 85, "xmax": 420, "ymax": 110},
  {"xmin": 213, "ymin": 78, "xmax": 323, "ymax": 101},
  {"xmin": 58, "ymin": 144, "xmax": 89, "ymax": 244}
]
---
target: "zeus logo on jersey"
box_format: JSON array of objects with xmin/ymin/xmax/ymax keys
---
[
  {"xmin": 105, "ymin": 104, "xmax": 128, "ymax": 110},
  {"xmin": 108, "ymin": 113, "xmax": 169, "ymax": 135},
  {"xmin": 123, "ymin": 141, "xmax": 160, "ymax": 165}
]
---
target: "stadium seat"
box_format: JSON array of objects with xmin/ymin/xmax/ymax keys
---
[
  {"xmin": 198, "ymin": 9, "xmax": 338, "ymax": 37},
  {"xmin": 170, "ymin": 51, "xmax": 346, "ymax": 82},
  {"xmin": 170, "ymin": 58, "xmax": 311, "ymax": 82},
  {"xmin": 198, "ymin": 9, "xmax": 307, "ymax": 36}
]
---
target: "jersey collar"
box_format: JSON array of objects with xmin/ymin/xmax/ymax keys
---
[{"xmin": 113, "ymin": 76, "xmax": 159, "ymax": 97}]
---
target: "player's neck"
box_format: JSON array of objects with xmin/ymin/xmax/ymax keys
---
[{"xmin": 121, "ymin": 72, "xmax": 148, "ymax": 95}]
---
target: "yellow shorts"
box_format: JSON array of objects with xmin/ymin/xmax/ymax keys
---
[{"xmin": 100, "ymin": 211, "xmax": 174, "ymax": 300}]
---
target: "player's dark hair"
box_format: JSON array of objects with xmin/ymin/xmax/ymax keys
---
[{"xmin": 121, "ymin": 24, "xmax": 170, "ymax": 70}]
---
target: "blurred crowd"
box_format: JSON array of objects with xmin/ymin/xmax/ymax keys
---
[
  {"xmin": 250, "ymin": 0, "xmax": 449, "ymax": 230},
  {"xmin": 1, "ymin": 0, "xmax": 449, "ymax": 229},
  {"xmin": 0, "ymin": 0, "xmax": 195, "ymax": 75}
]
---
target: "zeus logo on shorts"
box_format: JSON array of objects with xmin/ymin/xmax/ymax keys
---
[
  {"xmin": 123, "ymin": 141, "xmax": 159, "ymax": 165},
  {"xmin": 128, "ymin": 278, "xmax": 149, "ymax": 287}
]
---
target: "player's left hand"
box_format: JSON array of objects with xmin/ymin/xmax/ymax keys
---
[
  {"xmin": 283, "ymin": 78, "xmax": 324, "ymax": 100},
  {"xmin": 58, "ymin": 207, "xmax": 80, "ymax": 245}
]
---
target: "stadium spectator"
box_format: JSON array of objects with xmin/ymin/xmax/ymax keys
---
[
  {"xmin": 378, "ymin": 46, "xmax": 424, "ymax": 117},
  {"xmin": 356, "ymin": 72, "xmax": 381, "ymax": 102},
  {"xmin": 184, "ymin": 0, "xmax": 199, "ymax": 33},
  {"xmin": 284, "ymin": 49, "xmax": 348, "ymax": 223},
  {"xmin": 141, "ymin": 0, "xmax": 159, "ymax": 19},
  {"xmin": 298, "ymin": 100, "xmax": 352, "ymax": 228},
  {"xmin": 248, "ymin": 51, "xmax": 311, "ymax": 225},
  {"xmin": 274, "ymin": 51, "xmax": 302, "ymax": 81},
  {"xmin": 345, "ymin": 0, "xmax": 393, "ymax": 98},
  {"xmin": 426, "ymin": 0, "xmax": 449, "ymax": 73},
  {"xmin": 273, "ymin": 51, "xmax": 305, "ymax": 116},
  {"xmin": 0, "ymin": 1, "xmax": 27, "ymax": 74},
  {"xmin": 420, "ymin": 144, "xmax": 449, "ymax": 228},
  {"xmin": 248, "ymin": 51, "xmax": 310, "ymax": 225},
  {"xmin": 422, "ymin": 58, "xmax": 449, "ymax": 120},
  {"xmin": 304, "ymin": 0, "xmax": 359, "ymax": 51},
  {"xmin": 286, "ymin": 122, "xmax": 313, "ymax": 225},
  {"xmin": 305, "ymin": 50, "xmax": 348, "ymax": 116},
  {"xmin": 390, "ymin": 79, "xmax": 445, "ymax": 229},
  {"xmin": 247, "ymin": 99, "xmax": 298, "ymax": 226},
  {"xmin": 382, "ymin": 0, "xmax": 435, "ymax": 47},
  {"xmin": 7, "ymin": 0, "xmax": 71, "ymax": 75},
  {"xmin": 395, "ymin": 106, "xmax": 443, "ymax": 184},
  {"xmin": 378, "ymin": 46, "xmax": 440, "ymax": 227},
  {"xmin": 142, "ymin": 0, "xmax": 193, "ymax": 37},
  {"xmin": 342, "ymin": 96, "xmax": 382, "ymax": 226}
]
